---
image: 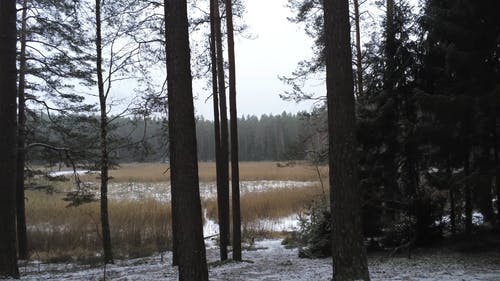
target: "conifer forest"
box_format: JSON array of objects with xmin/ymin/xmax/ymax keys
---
[{"xmin": 0, "ymin": 0, "xmax": 499, "ymax": 280}]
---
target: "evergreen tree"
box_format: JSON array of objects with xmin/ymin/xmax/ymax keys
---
[
  {"xmin": 210, "ymin": 0, "xmax": 230, "ymax": 261},
  {"xmin": 225, "ymin": 0, "xmax": 242, "ymax": 261},
  {"xmin": 0, "ymin": 0, "xmax": 20, "ymax": 277},
  {"xmin": 164, "ymin": 0, "xmax": 209, "ymax": 279},
  {"xmin": 324, "ymin": 0, "xmax": 370, "ymax": 279},
  {"xmin": 420, "ymin": 0, "xmax": 500, "ymax": 233},
  {"xmin": 16, "ymin": 0, "xmax": 94, "ymax": 260}
]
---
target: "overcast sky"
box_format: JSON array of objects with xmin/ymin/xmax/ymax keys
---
[{"xmin": 192, "ymin": 0, "xmax": 320, "ymax": 119}]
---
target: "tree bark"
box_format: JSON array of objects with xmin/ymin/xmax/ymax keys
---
[
  {"xmin": 213, "ymin": 0, "xmax": 230, "ymax": 261},
  {"xmin": 324, "ymin": 0, "xmax": 370, "ymax": 280},
  {"xmin": 225, "ymin": 0, "xmax": 242, "ymax": 261},
  {"xmin": 0, "ymin": 0, "xmax": 20, "ymax": 277},
  {"xmin": 16, "ymin": 0, "xmax": 29, "ymax": 260},
  {"xmin": 164, "ymin": 0, "xmax": 209, "ymax": 280},
  {"xmin": 95, "ymin": 0, "xmax": 113, "ymax": 264}
]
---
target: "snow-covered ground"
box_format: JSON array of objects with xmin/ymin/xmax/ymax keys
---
[
  {"xmin": 10, "ymin": 239, "xmax": 500, "ymax": 280},
  {"xmin": 48, "ymin": 170, "xmax": 97, "ymax": 177},
  {"xmin": 87, "ymin": 180, "xmax": 316, "ymax": 202}
]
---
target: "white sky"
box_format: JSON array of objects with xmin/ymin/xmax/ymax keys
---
[{"xmin": 192, "ymin": 0, "xmax": 320, "ymax": 119}]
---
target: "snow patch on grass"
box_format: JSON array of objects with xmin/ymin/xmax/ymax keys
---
[{"xmin": 14, "ymin": 239, "xmax": 500, "ymax": 280}]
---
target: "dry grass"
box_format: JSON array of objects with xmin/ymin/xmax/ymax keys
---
[
  {"xmin": 204, "ymin": 184, "xmax": 328, "ymax": 225},
  {"xmin": 26, "ymin": 191, "xmax": 171, "ymax": 262},
  {"xmin": 25, "ymin": 161, "xmax": 328, "ymax": 262},
  {"xmin": 77, "ymin": 161, "xmax": 327, "ymax": 183}
]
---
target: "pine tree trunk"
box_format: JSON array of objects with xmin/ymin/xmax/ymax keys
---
[
  {"xmin": 164, "ymin": 0, "xmax": 209, "ymax": 279},
  {"xmin": 95, "ymin": 0, "xmax": 113, "ymax": 264},
  {"xmin": 0, "ymin": 0, "xmax": 20, "ymax": 277},
  {"xmin": 225, "ymin": 0, "xmax": 242, "ymax": 261},
  {"xmin": 16, "ymin": 0, "xmax": 29, "ymax": 260},
  {"xmin": 213, "ymin": 0, "xmax": 230, "ymax": 260},
  {"xmin": 209, "ymin": 0, "xmax": 222, "ymax": 227},
  {"xmin": 161, "ymin": 2, "xmax": 179, "ymax": 267},
  {"xmin": 324, "ymin": 0, "xmax": 370, "ymax": 280},
  {"xmin": 209, "ymin": 0, "xmax": 224, "ymax": 261}
]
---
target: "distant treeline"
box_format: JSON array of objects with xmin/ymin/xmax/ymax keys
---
[{"xmin": 27, "ymin": 111, "xmax": 310, "ymax": 164}]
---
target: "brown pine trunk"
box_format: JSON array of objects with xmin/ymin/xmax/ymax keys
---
[
  {"xmin": 324, "ymin": 0, "xmax": 370, "ymax": 280},
  {"xmin": 225, "ymin": 0, "xmax": 242, "ymax": 261},
  {"xmin": 213, "ymin": 0, "xmax": 230, "ymax": 261},
  {"xmin": 16, "ymin": 0, "xmax": 29, "ymax": 260},
  {"xmin": 162, "ymin": 2, "xmax": 179, "ymax": 267},
  {"xmin": 209, "ymin": 0, "xmax": 224, "ymax": 260},
  {"xmin": 164, "ymin": 0, "xmax": 209, "ymax": 279},
  {"xmin": 0, "ymin": 0, "xmax": 20, "ymax": 277},
  {"xmin": 95, "ymin": 0, "xmax": 113, "ymax": 264}
]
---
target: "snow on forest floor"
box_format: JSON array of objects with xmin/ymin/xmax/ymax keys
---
[
  {"xmin": 9, "ymin": 239, "xmax": 500, "ymax": 281},
  {"xmin": 89, "ymin": 180, "xmax": 317, "ymax": 202}
]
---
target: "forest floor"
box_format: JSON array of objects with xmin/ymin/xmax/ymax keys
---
[{"xmin": 9, "ymin": 239, "xmax": 500, "ymax": 281}]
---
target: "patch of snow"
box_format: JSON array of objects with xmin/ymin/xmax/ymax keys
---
[
  {"xmin": 89, "ymin": 180, "xmax": 317, "ymax": 202},
  {"xmin": 246, "ymin": 215, "xmax": 300, "ymax": 233},
  {"xmin": 49, "ymin": 170, "xmax": 98, "ymax": 177},
  {"xmin": 440, "ymin": 212, "xmax": 485, "ymax": 226},
  {"xmin": 13, "ymin": 239, "xmax": 500, "ymax": 280}
]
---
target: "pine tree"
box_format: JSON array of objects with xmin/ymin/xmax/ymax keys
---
[
  {"xmin": 16, "ymin": 0, "xmax": 95, "ymax": 259},
  {"xmin": 0, "ymin": 0, "xmax": 20, "ymax": 277},
  {"xmin": 225, "ymin": 0, "xmax": 242, "ymax": 261},
  {"xmin": 323, "ymin": 0, "xmax": 370, "ymax": 279},
  {"xmin": 164, "ymin": 0, "xmax": 209, "ymax": 279},
  {"xmin": 212, "ymin": 0, "xmax": 230, "ymax": 261}
]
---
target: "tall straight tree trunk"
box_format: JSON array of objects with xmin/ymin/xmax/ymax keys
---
[
  {"xmin": 16, "ymin": 0, "xmax": 29, "ymax": 260},
  {"xmin": 164, "ymin": 0, "xmax": 209, "ymax": 279},
  {"xmin": 209, "ymin": 0, "xmax": 224, "ymax": 261},
  {"xmin": 213, "ymin": 0, "xmax": 230, "ymax": 261},
  {"xmin": 225, "ymin": 0, "xmax": 242, "ymax": 261},
  {"xmin": 323, "ymin": 0, "xmax": 370, "ymax": 280},
  {"xmin": 0, "ymin": 0, "xmax": 20, "ymax": 277},
  {"xmin": 353, "ymin": 0, "xmax": 363, "ymax": 97},
  {"xmin": 95, "ymin": 0, "xmax": 113, "ymax": 264},
  {"xmin": 209, "ymin": 4, "xmax": 222, "ymax": 203}
]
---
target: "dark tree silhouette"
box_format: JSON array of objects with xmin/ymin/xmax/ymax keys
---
[
  {"xmin": 225, "ymin": 0, "xmax": 242, "ymax": 261},
  {"xmin": 0, "ymin": 0, "xmax": 20, "ymax": 277},
  {"xmin": 212, "ymin": 0, "xmax": 230, "ymax": 261},
  {"xmin": 164, "ymin": 0, "xmax": 209, "ymax": 279},
  {"xmin": 323, "ymin": 0, "xmax": 370, "ymax": 280},
  {"xmin": 94, "ymin": 0, "xmax": 113, "ymax": 264},
  {"xmin": 16, "ymin": 0, "xmax": 29, "ymax": 260}
]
